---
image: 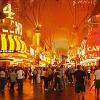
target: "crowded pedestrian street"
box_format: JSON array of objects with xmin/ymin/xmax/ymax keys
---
[
  {"xmin": 0, "ymin": 77, "xmax": 97, "ymax": 100},
  {"xmin": 0, "ymin": 0, "xmax": 100, "ymax": 100}
]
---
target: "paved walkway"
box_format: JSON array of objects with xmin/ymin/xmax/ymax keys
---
[{"xmin": 0, "ymin": 79, "xmax": 98, "ymax": 100}]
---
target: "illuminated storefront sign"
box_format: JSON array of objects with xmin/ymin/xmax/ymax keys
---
[
  {"xmin": 87, "ymin": 46, "xmax": 100, "ymax": 52},
  {"xmin": 0, "ymin": 35, "xmax": 26, "ymax": 53},
  {"xmin": 1, "ymin": 34, "xmax": 7, "ymax": 50},
  {"xmin": 3, "ymin": 3, "xmax": 14, "ymax": 19},
  {"xmin": 2, "ymin": 4, "xmax": 22, "ymax": 36},
  {"xmin": 20, "ymin": 38, "xmax": 25, "ymax": 52},
  {"xmin": 0, "ymin": 3, "xmax": 27, "ymax": 54},
  {"xmin": 14, "ymin": 36, "xmax": 21, "ymax": 51},
  {"xmin": 8, "ymin": 35, "xmax": 14, "ymax": 50}
]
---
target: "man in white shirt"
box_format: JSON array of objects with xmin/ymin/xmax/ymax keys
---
[
  {"xmin": 17, "ymin": 67, "xmax": 25, "ymax": 91},
  {"xmin": 9, "ymin": 68, "xmax": 17, "ymax": 91}
]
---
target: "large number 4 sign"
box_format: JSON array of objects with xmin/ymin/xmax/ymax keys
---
[
  {"xmin": 3, "ymin": 3, "xmax": 14, "ymax": 19},
  {"xmin": 2, "ymin": 3, "xmax": 22, "ymax": 36}
]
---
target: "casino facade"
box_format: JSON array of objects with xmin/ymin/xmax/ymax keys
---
[{"xmin": 0, "ymin": 3, "xmax": 27, "ymax": 67}]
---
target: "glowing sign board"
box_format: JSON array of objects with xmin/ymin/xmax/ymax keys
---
[
  {"xmin": 2, "ymin": 4, "xmax": 22, "ymax": 36},
  {"xmin": 87, "ymin": 46, "xmax": 100, "ymax": 52}
]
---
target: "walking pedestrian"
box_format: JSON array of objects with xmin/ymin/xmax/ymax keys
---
[
  {"xmin": 74, "ymin": 65, "xmax": 86, "ymax": 100},
  {"xmin": 0, "ymin": 67, "xmax": 6, "ymax": 92},
  {"xmin": 52, "ymin": 68, "xmax": 63, "ymax": 92},
  {"xmin": 44, "ymin": 69, "xmax": 49, "ymax": 91},
  {"xmin": 94, "ymin": 60, "xmax": 100, "ymax": 99},
  {"xmin": 9, "ymin": 68, "xmax": 17, "ymax": 91},
  {"xmin": 32, "ymin": 69, "xmax": 37, "ymax": 84},
  {"xmin": 17, "ymin": 67, "xmax": 25, "ymax": 91}
]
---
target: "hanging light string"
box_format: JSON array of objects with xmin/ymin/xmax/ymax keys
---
[
  {"xmin": 17, "ymin": 0, "xmax": 46, "ymax": 30},
  {"xmin": 73, "ymin": 0, "xmax": 96, "ymax": 31}
]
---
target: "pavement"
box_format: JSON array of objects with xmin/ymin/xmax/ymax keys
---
[{"xmin": 0, "ymin": 79, "xmax": 98, "ymax": 100}]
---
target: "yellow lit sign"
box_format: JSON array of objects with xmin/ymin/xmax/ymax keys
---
[
  {"xmin": 2, "ymin": 4, "xmax": 22, "ymax": 36},
  {"xmin": 14, "ymin": 36, "xmax": 21, "ymax": 51},
  {"xmin": 17, "ymin": 37, "xmax": 26, "ymax": 53},
  {"xmin": 3, "ymin": 4, "xmax": 15, "ymax": 19},
  {"xmin": 8, "ymin": 35, "xmax": 14, "ymax": 50},
  {"xmin": 1, "ymin": 34, "xmax": 7, "ymax": 50},
  {"xmin": 19, "ymin": 38, "xmax": 25, "ymax": 52}
]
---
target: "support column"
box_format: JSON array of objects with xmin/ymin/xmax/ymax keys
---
[{"xmin": 35, "ymin": 28, "xmax": 41, "ymax": 64}]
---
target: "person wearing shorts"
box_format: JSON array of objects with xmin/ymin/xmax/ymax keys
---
[{"xmin": 74, "ymin": 65, "xmax": 86, "ymax": 100}]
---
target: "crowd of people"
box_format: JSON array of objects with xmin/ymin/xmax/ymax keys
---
[{"xmin": 0, "ymin": 60, "xmax": 100, "ymax": 100}]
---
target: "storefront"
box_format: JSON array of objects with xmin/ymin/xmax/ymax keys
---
[{"xmin": 0, "ymin": 3, "xmax": 27, "ymax": 67}]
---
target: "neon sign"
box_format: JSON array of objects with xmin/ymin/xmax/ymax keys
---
[
  {"xmin": 87, "ymin": 46, "xmax": 100, "ymax": 52},
  {"xmin": 3, "ymin": 3, "xmax": 14, "ymax": 19},
  {"xmin": 72, "ymin": 0, "xmax": 96, "ymax": 7},
  {"xmin": 2, "ymin": 4, "xmax": 22, "ymax": 36}
]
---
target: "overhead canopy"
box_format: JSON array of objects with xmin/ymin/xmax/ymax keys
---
[{"xmin": 91, "ymin": 0, "xmax": 100, "ymax": 16}]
